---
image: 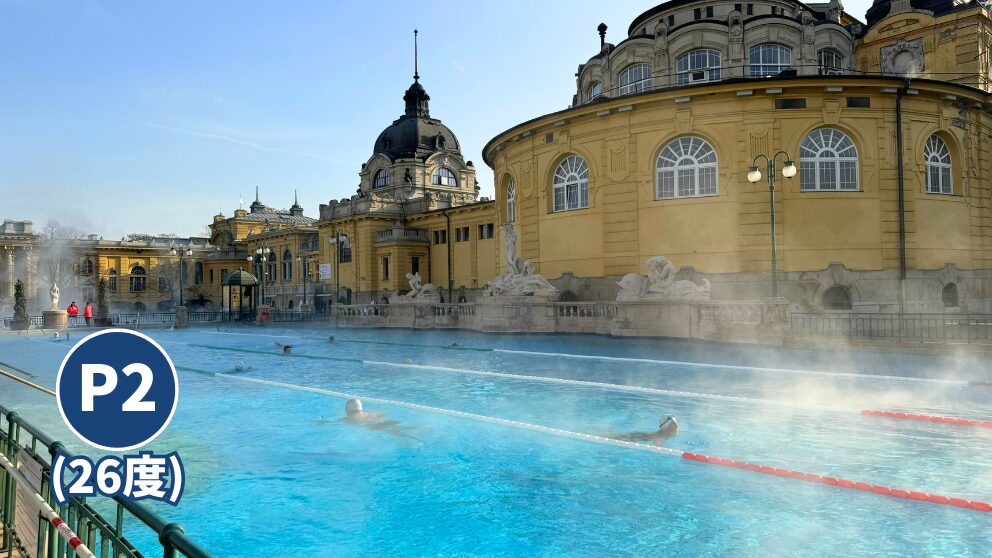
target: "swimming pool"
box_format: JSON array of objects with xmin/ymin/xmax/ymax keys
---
[{"xmin": 2, "ymin": 327, "xmax": 991, "ymax": 557}]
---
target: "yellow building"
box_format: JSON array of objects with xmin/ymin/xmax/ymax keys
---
[
  {"xmin": 315, "ymin": 72, "xmax": 497, "ymax": 303},
  {"xmin": 482, "ymin": 0, "xmax": 992, "ymax": 312}
]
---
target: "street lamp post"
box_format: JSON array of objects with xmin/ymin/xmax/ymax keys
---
[
  {"xmin": 170, "ymin": 244, "xmax": 193, "ymax": 307},
  {"xmin": 247, "ymin": 245, "xmax": 271, "ymax": 306},
  {"xmin": 297, "ymin": 255, "xmax": 315, "ymax": 309},
  {"xmin": 746, "ymin": 152, "xmax": 797, "ymax": 298},
  {"xmin": 330, "ymin": 233, "xmax": 342, "ymax": 305}
]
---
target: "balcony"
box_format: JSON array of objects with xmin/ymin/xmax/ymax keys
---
[{"xmin": 375, "ymin": 226, "xmax": 429, "ymax": 244}]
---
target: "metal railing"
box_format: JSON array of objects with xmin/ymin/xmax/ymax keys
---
[
  {"xmin": 790, "ymin": 313, "xmax": 992, "ymax": 344},
  {"xmin": 187, "ymin": 312, "xmax": 224, "ymax": 324},
  {"xmin": 0, "ymin": 405, "xmax": 213, "ymax": 558},
  {"xmin": 551, "ymin": 302, "xmax": 617, "ymax": 319}
]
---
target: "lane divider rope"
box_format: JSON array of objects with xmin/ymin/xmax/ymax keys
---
[
  {"xmin": 494, "ymin": 349, "xmax": 968, "ymax": 385},
  {"xmin": 208, "ymin": 371, "xmax": 991, "ymax": 513},
  {"xmin": 0, "ymin": 452, "xmax": 95, "ymax": 557},
  {"xmin": 0, "ymin": 367, "xmax": 55, "ymax": 396},
  {"xmin": 861, "ymin": 409, "xmax": 992, "ymax": 428},
  {"xmin": 680, "ymin": 451, "xmax": 992, "ymax": 513}
]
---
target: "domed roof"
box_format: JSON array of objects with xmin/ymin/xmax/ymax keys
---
[
  {"xmin": 373, "ymin": 79, "xmax": 462, "ymax": 162},
  {"xmin": 222, "ymin": 270, "xmax": 258, "ymax": 286},
  {"xmin": 866, "ymin": 0, "xmax": 963, "ymax": 28}
]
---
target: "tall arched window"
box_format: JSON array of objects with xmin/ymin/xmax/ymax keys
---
[
  {"xmin": 129, "ymin": 265, "xmax": 147, "ymax": 292},
  {"xmin": 818, "ymin": 49, "xmax": 844, "ymax": 75},
  {"xmin": 282, "ymin": 250, "xmax": 293, "ymax": 282},
  {"xmin": 676, "ymin": 49, "xmax": 721, "ymax": 84},
  {"xmin": 194, "ymin": 261, "xmax": 204, "ymax": 285},
  {"xmin": 506, "ymin": 178, "xmax": 517, "ymax": 223},
  {"xmin": 800, "ymin": 128, "xmax": 859, "ymax": 191},
  {"xmin": 588, "ymin": 82, "xmax": 602, "ymax": 101},
  {"xmin": 552, "ymin": 155, "xmax": 589, "ymax": 212},
  {"xmin": 749, "ymin": 44, "xmax": 792, "ymax": 77},
  {"xmin": 373, "ymin": 169, "xmax": 389, "ymax": 188},
  {"xmin": 822, "ymin": 285, "xmax": 852, "ymax": 310},
  {"xmin": 432, "ymin": 167, "xmax": 458, "ymax": 187},
  {"xmin": 942, "ymin": 283, "xmax": 959, "ymax": 307},
  {"xmin": 619, "ymin": 63, "xmax": 652, "ymax": 96},
  {"xmin": 924, "ymin": 134, "xmax": 952, "ymax": 194},
  {"xmin": 656, "ymin": 136, "xmax": 719, "ymax": 199}
]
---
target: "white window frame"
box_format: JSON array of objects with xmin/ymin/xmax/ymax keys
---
[
  {"xmin": 800, "ymin": 128, "xmax": 859, "ymax": 191},
  {"xmin": 817, "ymin": 48, "xmax": 844, "ymax": 75},
  {"xmin": 373, "ymin": 169, "xmax": 389, "ymax": 188},
  {"xmin": 676, "ymin": 49, "xmax": 721, "ymax": 84},
  {"xmin": 589, "ymin": 82, "xmax": 603, "ymax": 101},
  {"xmin": 552, "ymin": 155, "xmax": 590, "ymax": 212},
  {"xmin": 655, "ymin": 136, "xmax": 719, "ymax": 199},
  {"xmin": 618, "ymin": 63, "xmax": 652, "ymax": 96},
  {"xmin": 924, "ymin": 134, "xmax": 952, "ymax": 194},
  {"xmin": 506, "ymin": 178, "xmax": 516, "ymax": 223},
  {"xmin": 432, "ymin": 167, "xmax": 458, "ymax": 187},
  {"xmin": 749, "ymin": 44, "xmax": 792, "ymax": 77}
]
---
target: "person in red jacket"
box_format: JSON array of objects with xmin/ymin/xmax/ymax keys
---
[
  {"xmin": 66, "ymin": 302, "xmax": 79, "ymax": 320},
  {"xmin": 83, "ymin": 301, "xmax": 93, "ymax": 326}
]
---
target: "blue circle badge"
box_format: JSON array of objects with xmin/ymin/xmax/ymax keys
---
[{"xmin": 56, "ymin": 329, "xmax": 179, "ymax": 451}]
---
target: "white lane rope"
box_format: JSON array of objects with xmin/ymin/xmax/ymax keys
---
[
  {"xmin": 215, "ymin": 373, "xmax": 683, "ymax": 457},
  {"xmin": 365, "ymin": 360, "xmax": 848, "ymax": 413},
  {"xmin": 494, "ymin": 349, "xmax": 968, "ymax": 385}
]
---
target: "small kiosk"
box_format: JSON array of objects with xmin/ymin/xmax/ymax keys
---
[{"xmin": 222, "ymin": 270, "xmax": 258, "ymax": 322}]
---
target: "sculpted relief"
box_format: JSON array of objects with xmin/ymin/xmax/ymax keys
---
[
  {"xmin": 484, "ymin": 224, "xmax": 559, "ymax": 300},
  {"xmin": 616, "ymin": 256, "xmax": 711, "ymax": 302}
]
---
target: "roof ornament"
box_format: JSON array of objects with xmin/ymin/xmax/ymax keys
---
[
  {"xmin": 414, "ymin": 29, "xmax": 420, "ymax": 82},
  {"xmin": 255, "ymin": 186, "xmax": 260, "ymax": 202},
  {"xmin": 598, "ymin": 23, "xmax": 607, "ymax": 49}
]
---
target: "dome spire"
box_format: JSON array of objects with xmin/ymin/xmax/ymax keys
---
[
  {"xmin": 404, "ymin": 29, "xmax": 430, "ymax": 117},
  {"xmin": 414, "ymin": 29, "xmax": 420, "ymax": 82}
]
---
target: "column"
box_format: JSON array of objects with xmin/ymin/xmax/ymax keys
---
[{"xmin": 6, "ymin": 247, "xmax": 13, "ymax": 298}]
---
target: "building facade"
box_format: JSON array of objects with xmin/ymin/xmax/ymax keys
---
[{"xmin": 484, "ymin": 0, "xmax": 992, "ymax": 312}]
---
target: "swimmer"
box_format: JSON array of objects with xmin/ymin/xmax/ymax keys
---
[
  {"xmin": 402, "ymin": 358, "xmax": 414, "ymax": 364},
  {"xmin": 618, "ymin": 415, "xmax": 679, "ymax": 447},
  {"xmin": 232, "ymin": 360, "xmax": 253, "ymax": 372},
  {"xmin": 450, "ymin": 342, "xmax": 460, "ymax": 348},
  {"xmin": 274, "ymin": 342, "xmax": 293, "ymax": 354},
  {"xmin": 336, "ymin": 399, "xmax": 421, "ymax": 441},
  {"xmin": 328, "ymin": 336, "xmax": 335, "ymax": 343}
]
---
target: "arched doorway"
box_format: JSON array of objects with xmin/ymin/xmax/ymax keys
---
[
  {"xmin": 822, "ymin": 285, "xmax": 852, "ymax": 311},
  {"xmin": 942, "ymin": 283, "xmax": 959, "ymax": 308}
]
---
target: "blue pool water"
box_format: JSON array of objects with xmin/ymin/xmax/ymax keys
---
[{"xmin": 1, "ymin": 327, "xmax": 991, "ymax": 557}]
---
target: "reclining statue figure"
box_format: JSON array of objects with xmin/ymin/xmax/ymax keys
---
[
  {"xmin": 616, "ymin": 256, "xmax": 710, "ymax": 301},
  {"xmin": 484, "ymin": 224, "xmax": 559, "ymax": 300}
]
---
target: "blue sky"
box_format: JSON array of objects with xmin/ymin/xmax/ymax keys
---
[{"xmin": 0, "ymin": 0, "xmax": 872, "ymax": 239}]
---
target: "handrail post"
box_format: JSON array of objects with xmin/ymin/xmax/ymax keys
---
[{"xmin": 159, "ymin": 522, "xmax": 185, "ymax": 558}]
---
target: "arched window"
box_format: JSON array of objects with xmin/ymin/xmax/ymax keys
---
[
  {"xmin": 588, "ymin": 82, "xmax": 603, "ymax": 101},
  {"xmin": 942, "ymin": 283, "xmax": 959, "ymax": 307},
  {"xmin": 822, "ymin": 285, "xmax": 852, "ymax": 310},
  {"xmin": 619, "ymin": 63, "xmax": 652, "ymax": 96},
  {"xmin": 552, "ymin": 155, "xmax": 589, "ymax": 212},
  {"xmin": 676, "ymin": 49, "xmax": 721, "ymax": 84},
  {"xmin": 506, "ymin": 178, "xmax": 517, "ymax": 223},
  {"xmin": 108, "ymin": 269, "xmax": 118, "ymax": 292},
  {"xmin": 924, "ymin": 135, "xmax": 952, "ymax": 194},
  {"xmin": 129, "ymin": 265, "xmax": 147, "ymax": 292},
  {"xmin": 194, "ymin": 262, "xmax": 204, "ymax": 285},
  {"xmin": 336, "ymin": 235, "xmax": 352, "ymax": 263},
  {"xmin": 749, "ymin": 44, "xmax": 792, "ymax": 77},
  {"xmin": 818, "ymin": 49, "xmax": 844, "ymax": 75},
  {"xmin": 373, "ymin": 169, "xmax": 389, "ymax": 188},
  {"xmin": 656, "ymin": 136, "xmax": 719, "ymax": 199},
  {"xmin": 800, "ymin": 128, "xmax": 859, "ymax": 191},
  {"xmin": 81, "ymin": 259, "xmax": 94, "ymax": 275},
  {"xmin": 432, "ymin": 167, "xmax": 458, "ymax": 187},
  {"xmin": 282, "ymin": 250, "xmax": 293, "ymax": 282}
]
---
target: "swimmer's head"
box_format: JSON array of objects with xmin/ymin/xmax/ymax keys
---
[
  {"xmin": 328, "ymin": 336, "xmax": 335, "ymax": 343},
  {"xmin": 345, "ymin": 399, "xmax": 363, "ymax": 417},
  {"xmin": 403, "ymin": 358, "xmax": 413, "ymax": 364},
  {"xmin": 283, "ymin": 345, "xmax": 292, "ymax": 353},
  {"xmin": 234, "ymin": 360, "xmax": 246, "ymax": 372},
  {"xmin": 660, "ymin": 415, "xmax": 678, "ymax": 429}
]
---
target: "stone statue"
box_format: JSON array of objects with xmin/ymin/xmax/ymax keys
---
[
  {"xmin": 800, "ymin": 12, "xmax": 816, "ymax": 62},
  {"xmin": 484, "ymin": 224, "xmax": 559, "ymax": 300},
  {"xmin": 50, "ymin": 283, "xmax": 60, "ymax": 311},
  {"xmin": 616, "ymin": 256, "xmax": 711, "ymax": 301},
  {"xmin": 389, "ymin": 272, "xmax": 440, "ymax": 303}
]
